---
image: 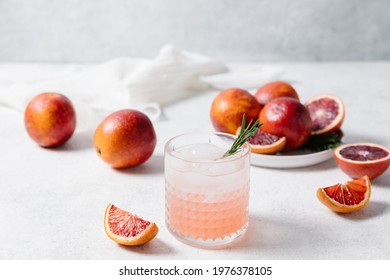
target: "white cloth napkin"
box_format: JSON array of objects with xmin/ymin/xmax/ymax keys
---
[{"xmin": 0, "ymin": 45, "xmax": 283, "ymax": 130}]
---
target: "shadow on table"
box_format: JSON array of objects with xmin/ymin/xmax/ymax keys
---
[
  {"xmin": 51, "ymin": 129, "xmax": 93, "ymax": 152},
  {"xmin": 337, "ymin": 201, "xmax": 389, "ymax": 221},
  {"xmin": 118, "ymin": 238, "xmax": 176, "ymax": 255},
  {"xmin": 114, "ymin": 154, "xmax": 164, "ymax": 175},
  {"xmin": 215, "ymin": 215, "xmax": 311, "ymax": 255},
  {"xmin": 371, "ymin": 171, "xmax": 390, "ymax": 188}
]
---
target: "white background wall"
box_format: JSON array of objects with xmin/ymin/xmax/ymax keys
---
[{"xmin": 0, "ymin": 0, "xmax": 389, "ymax": 62}]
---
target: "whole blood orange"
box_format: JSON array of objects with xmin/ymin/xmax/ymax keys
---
[
  {"xmin": 94, "ymin": 109, "xmax": 156, "ymax": 168},
  {"xmin": 334, "ymin": 143, "xmax": 390, "ymax": 179},
  {"xmin": 210, "ymin": 88, "xmax": 261, "ymax": 134},
  {"xmin": 254, "ymin": 81, "xmax": 299, "ymax": 106},
  {"xmin": 104, "ymin": 204, "xmax": 159, "ymax": 246},
  {"xmin": 24, "ymin": 92, "xmax": 76, "ymax": 147},
  {"xmin": 236, "ymin": 127, "xmax": 286, "ymax": 154},
  {"xmin": 316, "ymin": 176, "xmax": 371, "ymax": 213},
  {"xmin": 259, "ymin": 97, "xmax": 312, "ymax": 152},
  {"xmin": 305, "ymin": 94, "xmax": 345, "ymax": 135}
]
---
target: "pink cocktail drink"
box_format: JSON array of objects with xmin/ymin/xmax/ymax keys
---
[{"xmin": 165, "ymin": 132, "xmax": 250, "ymax": 247}]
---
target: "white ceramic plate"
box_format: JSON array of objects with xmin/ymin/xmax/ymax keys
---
[{"xmin": 250, "ymin": 149, "xmax": 334, "ymax": 168}]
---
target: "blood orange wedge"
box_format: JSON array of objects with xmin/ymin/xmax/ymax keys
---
[
  {"xmin": 305, "ymin": 94, "xmax": 345, "ymax": 135},
  {"xmin": 104, "ymin": 204, "xmax": 158, "ymax": 246},
  {"xmin": 236, "ymin": 127, "xmax": 286, "ymax": 154},
  {"xmin": 334, "ymin": 143, "xmax": 390, "ymax": 179},
  {"xmin": 316, "ymin": 176, "xmax": 371, "ymax": 213}
]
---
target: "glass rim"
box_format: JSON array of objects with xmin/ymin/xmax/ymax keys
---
[{"xmin": 164, "ymin": 131, "xmax": 250, "ymax": 164}]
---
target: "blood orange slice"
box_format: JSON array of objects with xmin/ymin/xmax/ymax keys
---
[
  {"xmin": 305, "ymin": 94, "xmax": 345, "ymax": 135},
  {"xmin": 334, "ymin": 143, "xmax": 390, "ymax": 179},
  {"xmin": 104, "ymin": 204, "xmax": 158, "ymax": 246},
  {"xmin": 316, "ymin": 176, "xmax": 371, "ymax": 213},
  {"xmin": 236, "ymin": 127, "xmax": 286, "ymax": 154}
]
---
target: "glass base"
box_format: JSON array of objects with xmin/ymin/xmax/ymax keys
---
[{"xmin": 167, "ymin": 222, "xmax": 248, "ymax": 249}]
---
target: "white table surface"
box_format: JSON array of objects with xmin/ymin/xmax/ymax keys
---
[{"xmin": 0, "ymin": 62, "xmax": 389, "ymax": 260}]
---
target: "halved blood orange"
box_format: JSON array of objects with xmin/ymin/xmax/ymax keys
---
[
  {"xmin": 334, "ymin": 143, "xmax": 390, "ymax": 179},
  {"xmin": 104, "ymin": 204, "xmax": 159, "ymax": 246},
  {"xmin": 236, "ymin": 127, "xmax": 286, "ymax": 154},
  {"xmin": 305, "ymin": 94, "xmax": 345, "ymax": 135},
  {"xmin": 316, "ymin": 176, "xmax": 371, "ymax": 213}
]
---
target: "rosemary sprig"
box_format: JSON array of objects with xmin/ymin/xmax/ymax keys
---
[
  {"xmin": 301, "ymin": 131, "xmax": 343, "ymax": 152},
  {"xmin": 223, "ymin": 114, "xmax": 262, "ymax": 158}
]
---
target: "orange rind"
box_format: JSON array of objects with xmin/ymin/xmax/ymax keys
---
[
  {"xmin": 316, "ymin": 176, "xmax": 371, "ymax": 213},
  {"xmin": 305, "ymin": 94, "xmax": 345, "ymax": 136},
  {"xmin": 104, "ymin": 204, "xmax": 158, "ymax": 246},
  {"xmin": 334, "ymin": 143, "xmax": 390, "ymax": 179},
  {"xmin": 236, "ymin": 126, "xmax": 286, "ymax": 154}
]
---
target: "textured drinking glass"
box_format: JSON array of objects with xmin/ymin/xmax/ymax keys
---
[{"xmin": 165, "ymin": 132, "xmax": 250, "ymax": 247}]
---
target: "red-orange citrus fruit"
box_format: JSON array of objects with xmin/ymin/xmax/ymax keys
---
[
  {"xmin": 259, "ymin": 97, "xmax": 312, "ymax": 152},
  {"xmin": 236, "ymin": 127, "xmax": 286, "ymax": 154},
  {"xmin": 104, "ymin": 204, "xmax": 159, "ymax": 246},
  {"xmin": 210, "ymin": 88, "xmax": 261, "ymax": 134},
  {"xmin": 254, "ymin": 81, "xmax": 299, "ymax": 106},
  {"xmin": 334, "ymin": 143, "xmax": 390, "ymax": 179},
  {"xmin": 94, "ymin": 109, "xmax": 156, "ymax": 168},
  {"xmin": 305, "ymin": 94, "xmax": 345, "ymax": 135},
  {"xmin": 316, "ymin": 176, "xmax": 371, "ymax": 213},
  {"xmin": 24, "ymin": 92, "xmax": 76, "ymax": 147}
]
